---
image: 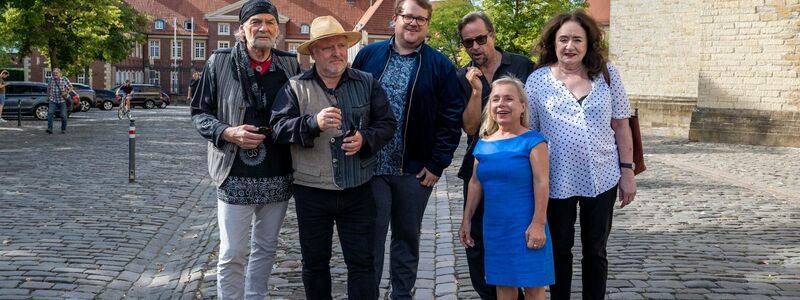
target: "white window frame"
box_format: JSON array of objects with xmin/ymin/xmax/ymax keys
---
[
  {"xmin": 170, "ymin": 71, "xmax": 179, "ymax": 93},
  {"xmin": 300, "ymin": 24, "xmax": 310, "ymax": 34},
  {"xmin": 172, "ymin": 40, "xmax": 182, "ymax": 60},
  {"xmin": 288, "ymin": 43, "xmax": 300, "ymax": 54},
  {"xmin": 149, "ymin": 70, "xmax": 160, "ymax": 86},
  {"xmin": 131, "ymin": 43, "xmax": 141, "ymax": 58},
  {"xmin": 44, "ymin": 70, "xmax": 53, "ymax": 82},
  {"xmin": 194, "ymin": 41, "xmax": 206, "ymax": 60},
  {"xmin": 77, "ymin": 70, "xmax": 86, "ymax": 84},
  {"xmin": 218, "ymin": 23, "xmax": 230, "ymax": 35},
  {"xmin": 184, "ymin": 20, "xmax": 194, "ymax": 31},
  {"xmin": 149, "ymin": 40, "xmax": 160, "ymax": 59},
  {"xmin": 155, "ymin": 19, "xmax": 165, "ymax": 30},
  {"xmin": 217, "ymin": 41, "xmax": 230, "ymax": 49}
]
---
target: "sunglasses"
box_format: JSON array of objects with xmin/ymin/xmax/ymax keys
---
[{"xmin": 461, "ymin": 33, "xmax": 491, "ymax": 48}]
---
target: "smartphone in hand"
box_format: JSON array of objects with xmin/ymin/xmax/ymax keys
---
[{"xmin": 257, "ymin": 127, "xmax": 271, "ymax": 135}]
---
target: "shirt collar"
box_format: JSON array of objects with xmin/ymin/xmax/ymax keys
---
[
  {"xmin": 300, "ymin": 65, "xmax": 361, "ymax": 90},
  {"xmin": 389, "ymin": 35, "xmax": 423, "ymax": 55},
  {"xmin": 467, "ymin": 46, "xmax": 510, "ymax": 68}
]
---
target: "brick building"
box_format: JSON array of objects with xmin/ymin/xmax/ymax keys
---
[
  {"xmin": 12, "ymin": 0, "xmax": 395, "ymax": 101},
  {"xmin": 610, "ymin": 0, "xmax": 800, "ymax": 146}
]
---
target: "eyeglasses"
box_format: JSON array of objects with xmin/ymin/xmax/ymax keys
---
[
  {"xmin": 461, "ymin": 33, "xmax": 490, "ymax": 48},
  {"xmin": 398, "ymin": 14, "xmax": 429, "ymax": 26}
]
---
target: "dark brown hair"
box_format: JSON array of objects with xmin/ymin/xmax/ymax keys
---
[
  {"xmin": 533, "ymin": 9, "xmax": 608, "ymax": 79},
  {"xmin": 394, "ymin": 0, "xmax": 433, "ymax": 19},
  {"xmin": 457, "ymin": 11, "xmax": 495, "ymax": 39}
]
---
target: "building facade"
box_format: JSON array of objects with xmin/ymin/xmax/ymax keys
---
[
  {"xmin": 610, "ymin": 0, "xmax": 800, "ymax": 146},
  {"xmin": 12, "ymin": 0, "xmax": 395, "ymax": 102}
]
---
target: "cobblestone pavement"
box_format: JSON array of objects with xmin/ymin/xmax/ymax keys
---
[{"xmin": 1, "ymin": 107, "xmax": 799, "ymax": 299}]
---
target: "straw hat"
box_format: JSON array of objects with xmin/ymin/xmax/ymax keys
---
[{"xmin": 296, "ymin": 16, "xmax": 361, "ymax": 55}]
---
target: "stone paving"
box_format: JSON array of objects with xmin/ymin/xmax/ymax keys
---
[{"xmin": 0, "ymin": 106, "xmax": 799, "ymax": 299}]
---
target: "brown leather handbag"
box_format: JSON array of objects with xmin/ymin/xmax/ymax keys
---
[
  {"xmin": 629, "ymin": 109, "xmax": 646, "ymax": 175},
  {"xmin": 603, "ymin": 67, "xmax": 646, "ymax": 175}
]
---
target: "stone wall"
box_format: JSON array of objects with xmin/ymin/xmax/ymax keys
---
[
  {"xmin": 698, "ymin": 1, "xmax": 800, "ymax": 112},
  {"xmin": 610, "ymin": 1, "xmax": 701, "ymax": 99},
  {"xmin": 611, "ymin": 0, "xmax": 800, "ymax": 146}
]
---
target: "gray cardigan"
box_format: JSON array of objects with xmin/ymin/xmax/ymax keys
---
[{"xmin": 190, "ymin": 47, "xmax": 301, "ymax": 186}]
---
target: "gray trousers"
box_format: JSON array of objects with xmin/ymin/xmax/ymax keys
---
[
  {"xmin": 371, "ymin": 174, "xmax": 434, "ymax": 299},
  {"xmin": 217, "ymin": 200, "xmax": 288, "ymax": 300}
]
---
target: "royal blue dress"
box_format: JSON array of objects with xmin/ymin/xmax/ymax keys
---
[{"xmin": 474, "ymin": 130, "xmax": 555, "ymax": 287}]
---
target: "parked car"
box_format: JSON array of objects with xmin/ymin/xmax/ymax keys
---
[
  {"xmin": 159, "ymin": 91, "xmax": 171, "ymax": 108},
  {"xmin": 71, "ymin": 83, "xmax": 97, "ymax": 112},
  {"xmin": 0, "ymin": 81, "xmax": 79, "ymax": 120},
  {"xmin": 94, "ymin": 89, "xmax": 119, "ymax": 110},
  {"xmin": 110, "ymin": 83, "xmax": 167, "ymax": 109}
]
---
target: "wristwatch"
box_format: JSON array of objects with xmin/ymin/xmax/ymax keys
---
[{"xmin": 619, "ymin": 162, "xmax": 634, "ymax": 170}]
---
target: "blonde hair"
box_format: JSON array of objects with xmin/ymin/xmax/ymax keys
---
[
  {"xmin": 0, "ymin": 70, "xmax": 8, "ymax": 76},
  {"xmin": 479, "ymin": 76, "xmax": 530, "ymax": 138}
]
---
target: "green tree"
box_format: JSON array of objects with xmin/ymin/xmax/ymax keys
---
[
  {"xmin": 483, "ymin": 0, "xmax": 586, "ymax": 59},
  {"xmin": 428, "ymin": 0, "xmax": 475, "ymax": 67},
  {"xmin": 0, "ymin": 0, "xmax": 148, "ymax": 75}
]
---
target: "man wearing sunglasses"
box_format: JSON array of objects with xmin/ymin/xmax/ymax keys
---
[
  {"xmin": 352, "ymin": 0, "xmax": 464, "ymax": 298},
  {"xmin": 456, "ymin": 11, "xmax": 535, "ymax": 300}
]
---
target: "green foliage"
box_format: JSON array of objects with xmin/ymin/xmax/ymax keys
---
[
  {"xmin": 0, "ymin": 0, "xmax": 148, "ymax": 75},
  {"xmin": 483, "ymin": 0, "xmax": 586, "ymax": 59},
  {"xmin": 428, "ymin": 0, "xmax": 476, "ymax": 67}
]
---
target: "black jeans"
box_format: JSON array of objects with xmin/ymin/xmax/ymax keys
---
[
  {"xmin": 294, "ymin": 184, "xmax": 377, "ymax": 300},
  {"xmin": 462, "ymin": 178, "xmax": 525, "ymax": 300},
  {"xmin": 547, "ymin": 185, "xmax": 617, "ymax": 300},
  {"xmin": 371, "ymin": 174, "xmax": 433, "ymax": 300}
]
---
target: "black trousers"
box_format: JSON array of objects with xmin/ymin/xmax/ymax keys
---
[
  {"xmin": 547, "ymin": 185, "xmax": 617, "ymax": 300},
  {"xmin": 294, "ymin": 184, "xmax": 377, "ymax": 300},
  {"xmin": 462, "ymin": 179, "xmax": 525, "ymax": 300}
]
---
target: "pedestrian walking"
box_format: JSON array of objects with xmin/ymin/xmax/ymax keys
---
[
  {"xmin": 270, "ymin": 15, "xmax": 396, "ymax": 299},
  {"xmin": 351, "ymin": 0, "xmax": 465, "ymax": 297},
  {"xmin": 456, "ymin": 11, "xmax": 534, "ymax": 300},
  {"xmin": 189, "ymin": 0, "xmax": 302, "ymax": 298},
  {"xmin": 187, "ymin": 71, "xmax": 200, "ymax": 103},
  {"xmin": 460, "ymin": 76, "xmax": 554, "ymax": 300},
  {"xmin": 0, "ymin": 70, "xmax": 8, "ymax": 123},
  {"xmin": 525, "ymin": 9, "xmax": 637, "ymax": 300},
  {"xmin": 45, "ymin": 67, "xmax": 73, "ymax": 134}
]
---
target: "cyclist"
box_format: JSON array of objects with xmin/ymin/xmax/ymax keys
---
[{"xmin": 116, "ymin": 80, "xmax": 134, "ymax": 113}]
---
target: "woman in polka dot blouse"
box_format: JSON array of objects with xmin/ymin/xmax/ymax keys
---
[{"xmin": 524, "ymin": 9, "xmax": 637, "ymax": 300}]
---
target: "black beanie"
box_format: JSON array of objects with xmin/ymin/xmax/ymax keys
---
[{"xmin": 239, "ymin": 0, "xmax": 279, "ymax": 25}]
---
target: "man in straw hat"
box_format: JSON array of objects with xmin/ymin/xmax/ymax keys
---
[
  {"xmin": 190, "ymin": 0, "xmax": 301, "ymax": 298},
  {"xmin": 270, "ymin": 15, "xmax": 396, "ymax": 299}
]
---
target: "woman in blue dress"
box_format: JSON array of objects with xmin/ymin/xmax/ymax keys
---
[{"xmin": 459, "ymin": 76, "xmax": 554, "ymax": 300}]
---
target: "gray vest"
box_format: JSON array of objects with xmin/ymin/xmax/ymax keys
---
[{"xmin": 289, "ymin": 71, "xmax": 377, "ymax": 190}]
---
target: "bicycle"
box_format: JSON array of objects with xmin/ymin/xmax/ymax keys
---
[{"xmin": 117, "ymin": 94, "xmax": 132, "ymax": 120}]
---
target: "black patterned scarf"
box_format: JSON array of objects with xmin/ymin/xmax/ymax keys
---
[{"xmin": 231, "ymin": 41, "xmax": 266, "ymax": 110}]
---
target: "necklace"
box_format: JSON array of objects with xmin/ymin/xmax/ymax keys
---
[{"xmin": 250, "ymin": 52, "xmax": 273, "ymax": 75}]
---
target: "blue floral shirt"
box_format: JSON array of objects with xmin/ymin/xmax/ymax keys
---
[{"xmin": 375, "ymin": 44, "xmax": 419, "ymax": 176}]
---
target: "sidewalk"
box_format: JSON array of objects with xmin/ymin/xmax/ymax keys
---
[{"xmin": 0, "ymin": 107, "xmax": 798, "ymax": 299}]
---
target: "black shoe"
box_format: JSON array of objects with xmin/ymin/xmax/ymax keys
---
[
  {"xmin": 60, "ymin": 130, "xmax": 66, "ymax": 134},
  {"xmin": 46, "ymin": 129, "xmax": 52, "ymax": 134}
]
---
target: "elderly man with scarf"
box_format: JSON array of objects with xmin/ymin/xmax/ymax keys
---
[{"xmin": 190, "ymin": 0, "xmax": 301, "ymax": 298}]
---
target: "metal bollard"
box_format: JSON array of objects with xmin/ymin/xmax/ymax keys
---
[
  {"xmin": 129, "ymin": 119, "xmax": 136, "ymax": 183},
  {"xmin": 17, "ymin": 99, "xmax": 21, "ymax": 127}
]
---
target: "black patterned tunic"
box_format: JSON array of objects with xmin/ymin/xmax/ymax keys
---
[{"xmin": 217, "ymin": 66, "xmax": 293, "ymax": 205}]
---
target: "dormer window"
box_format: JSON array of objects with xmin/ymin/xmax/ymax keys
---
[
  {"xmin": 184, "ymin": 20, "xmax": 194, "ymax": 31},
  {"xmin": 300, "ymin": 24, "xmax": 310, "ymax": 34},
  {"xmin": 154, "ymin": 19, "xmax": 165, "ymax": 30}
]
